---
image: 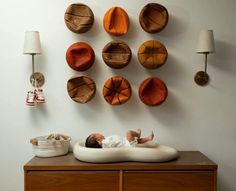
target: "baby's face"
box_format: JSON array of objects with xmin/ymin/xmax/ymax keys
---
[{"xmin": 92, "ymin": 133, "xmax": 105, "ymax": 144}]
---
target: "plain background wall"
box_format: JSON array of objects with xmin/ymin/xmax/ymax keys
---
[{"xmin": 0, "ymin": 0, "xmax": 236, "ymax": 190}]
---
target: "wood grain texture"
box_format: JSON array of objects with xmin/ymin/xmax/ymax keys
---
[
  {"xmin": 103, "ymin": 76, "xmax": 131, "ymax": 105},
  {"xmin": 124, "ymin": 171, "xmax": 215, "ymax": 191},
  {"xmin": 64, "ymin": 3, "xmax": 94, "ymax": 33},
  {"xmin": 24, "ymin": 152, "xmax": 217, "ymax": 191},
  {"xmin": 24, "ymin": 151, "xmax": 217, "ymax": 171},
  {"xmin": 102, "ymin": 40, "xmax": 132, "ymax": 69},
  {"xmin": 26, "ymin": 171, "xmax": 119, "ymax": 191},
  {"xmin": 67, "ymin": 75, "xmax": 96, "ymax": 104},
  {"xmin": 138, "ymin": 40, "xmax": 168, "ymax": 69},
  {"xmin": 139, "ymin": 3, "xmax": 169, "ymax": 33}
]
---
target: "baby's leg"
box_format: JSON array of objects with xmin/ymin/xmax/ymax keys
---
[
  {"xmin": 126, "ymin": 130, "xmax": 140, "ymax": 142},
  {"xmin": 136, "ymin": 129, "xmax": 141, "ymax": 136},
  {"xmin": 137, "ymin": 131, "xmax": 154, "ymax": 144}
]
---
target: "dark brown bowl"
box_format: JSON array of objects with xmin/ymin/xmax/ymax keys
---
[
  {"xmin": 102, "ymin": 40, "xmax": 132, "ymax": 69},
  {"xmin": 139, "ymin": 3, "xmax": 169, "ymax": 33}
]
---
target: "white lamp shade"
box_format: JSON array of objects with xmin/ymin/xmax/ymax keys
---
[
  {"xmin": 196, "ymin": 30, "xmax": 215, "ymax": 54},
  {"xmin": 23, "ymin": 31, "xmax": 42, "ymax": 54}
]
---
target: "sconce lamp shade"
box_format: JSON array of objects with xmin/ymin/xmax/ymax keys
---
[
  {"xmin": 23, "ymin": 31, "xmax": 42, "ymax": 54},
  {"xmin": 196, "ymin": 30, "xmax": 215, "ymax": 54}
]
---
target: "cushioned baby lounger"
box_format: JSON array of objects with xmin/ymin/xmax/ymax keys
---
[{"xmin": 73, "ymin": 141, "xmax": 178, "ymax": 163}]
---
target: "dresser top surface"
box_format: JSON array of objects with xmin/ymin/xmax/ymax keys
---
[{"xmin": 24, "ymin": 151, "xmax": 217, "ymax": 171}]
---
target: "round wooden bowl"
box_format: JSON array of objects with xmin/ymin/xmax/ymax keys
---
[
  {"xmin": 67, "ymin": 75, "xmax": 96, "ymax": 104},
  {"xmin": 139, "ymin": 3, "xmax": 169, "ymax": 33},
  {"xmin": 138, "ymin": 40, "xmax": 168, "ymax": 69},
  {"xmin": 102, "ymin": 40, "xmax": 132, "ymax": 69},
  {"xmin": 64, "ymin": 3, "xmax": 94, "ymax": 33}
]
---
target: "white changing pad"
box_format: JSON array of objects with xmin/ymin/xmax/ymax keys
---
[{"xmin": 73, "ymin": 141, "xmax": 178, "ymax": 163}]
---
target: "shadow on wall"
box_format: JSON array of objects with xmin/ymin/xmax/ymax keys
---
[
  {"xmin": 70, "ymin": 86, "xmax": 186, "ymax": 128},
  {"xmin": 72, "ymin": 88, "xmax": 144, "ymax": 125},
  {"xmin": 106, "ymin": 46, "xmax": 187, "ymax": 88},
  {"xmin": 116, "ymin": 16, "xmax": 140, "ymax": 43},
  {"xmin": 108, "ymin": 54, "xmax": 145, "ymax": 86},
  {"xmin": 84, "ymin": 57, "xmax": 104, "ymax": 82},
  {"xmin": 152, "ymin": 14, "xmax": 188, "ymax": 40},
  {"xmin": 108, "ymin": 90, "xmax": 144, "ymax": 122},
  {"xmin": 145, "ymin": 53, "xmax": 187, "ymax": 88},
  {"xmin": 28, "ymin": 103, "xmax": 49, "ymax": 126},
  {"xmin": 73, "ymin": 90, "xmax": 104, "ymax": 122},
  {"xmin": 103, "ymin": 88, "xmax": 187, "ymax": 129},
  {"xmin": 69, "ymin": 15, "xmax": 103, "ymax": 42},
  {"xmin": 212, "ymin": 40, "xmax": 236, "ymax": 74},
  {"xmin": 70, "ymin": 49, "xmax": 187, "ymax": 127},
  {"xmin": 218, "ymin": 163, "xmax": 236, "ymax": 191},
  {"xmin": 146, "ymin": 90, "xmax": 186, "ymax": 128}
]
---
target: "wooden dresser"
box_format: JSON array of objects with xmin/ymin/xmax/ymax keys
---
[{"xmin": 24, "ymin": 151, "xmax": 217, "ymax": 191}]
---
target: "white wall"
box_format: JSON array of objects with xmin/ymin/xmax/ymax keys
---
[{"xmin": 0, "ymin": 0, "xmax": 236, "ymax": 190}]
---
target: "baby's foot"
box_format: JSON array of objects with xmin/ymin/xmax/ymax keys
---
[{"xmin": 148, "ymin": 131, "xmax": 154, "ymax": 141}]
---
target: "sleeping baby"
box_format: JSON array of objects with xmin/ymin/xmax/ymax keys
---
[{"xmin": 85, "ymin": 129, "xmax": 154, "ymax": 148}]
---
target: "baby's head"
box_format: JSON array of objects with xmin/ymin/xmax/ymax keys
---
[{"xmin": 85, "ymin": 133, "xmax": 105, "ymax": 148}]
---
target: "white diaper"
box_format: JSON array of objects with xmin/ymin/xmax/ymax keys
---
[{"xmin": 102, "ymin": 135, "xmax": 137, "ymax": 148}]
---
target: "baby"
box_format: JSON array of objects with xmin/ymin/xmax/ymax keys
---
[{"xmin": 85, "ymin": 129, "xmax": 154, "ymax": 148}]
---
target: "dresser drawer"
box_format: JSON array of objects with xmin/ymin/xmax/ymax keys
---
[
  {"xmin": 24, "ymin": 152, "xmax": 217, "ymax": 191},
  {"xmin": 25, "ymin": 171, "xmax": 119, "ymax": 191},
  {"xmin": 124, "ymin": 171, "xmax": 216, "ymax": 191}
]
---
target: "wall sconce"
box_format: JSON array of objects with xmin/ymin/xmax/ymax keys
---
[
  {"xmin": 195, "ymin": 29, "xmax": 215, "ymax": 86},
  {"xmin": 23, "ymin": 31, "xmax": 45, "ymax": 88}
]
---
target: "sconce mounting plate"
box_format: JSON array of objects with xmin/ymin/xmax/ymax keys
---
[
  {"xmin": 30, "ymin": 72, "xmax": 45, "ymax": 88},
  {"xmin": 194, "ymin": 71, "xmax": 209, "ymax": 86}
]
